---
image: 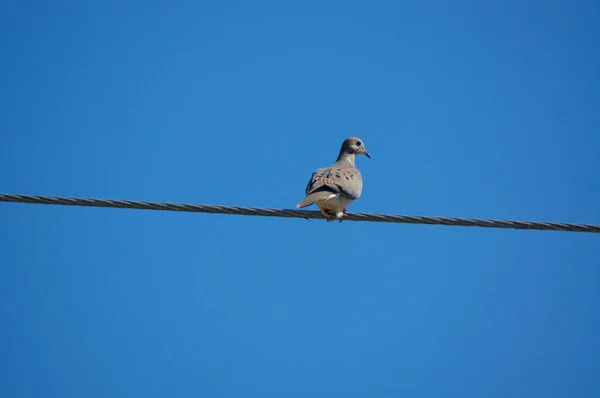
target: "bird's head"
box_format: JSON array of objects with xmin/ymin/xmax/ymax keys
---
[{"xmin": 340, "ymin": 137, "xmax": 371, "ymax": 159}]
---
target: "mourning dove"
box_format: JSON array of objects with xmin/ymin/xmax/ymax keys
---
[{"xmin": 296, "ymin": 137, "xmax": 371, "ymax": 222}]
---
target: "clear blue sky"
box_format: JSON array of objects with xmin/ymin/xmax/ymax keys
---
[{"xmin": 1, "ymin": 1, "xmax": 599, "ymax": 397}]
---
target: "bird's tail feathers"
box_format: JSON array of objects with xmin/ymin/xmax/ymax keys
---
[{"xmin": 296, "ymin": 191, "xmax": 334, "ymax": 208}]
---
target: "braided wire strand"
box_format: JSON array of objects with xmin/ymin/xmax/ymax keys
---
[{"xmin": 1, "ymin": 193, "xmax": 599, "ymax": 233}]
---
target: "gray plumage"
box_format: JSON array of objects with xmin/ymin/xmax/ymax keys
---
[{"xmin": 296, "ymin": 137, "xmax": 370, "ymax": 222}]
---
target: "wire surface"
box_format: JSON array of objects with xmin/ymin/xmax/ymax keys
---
[{"xmin": 1, "ymin": 193, "xmax": 599, "ymax": 233}]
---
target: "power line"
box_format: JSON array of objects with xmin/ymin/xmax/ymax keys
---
[{"xmin": 1, "ymin": 193, "xmax": 598, "ymax": 234}]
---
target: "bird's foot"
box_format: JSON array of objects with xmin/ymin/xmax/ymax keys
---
[
  {"xmin": 320, "ymin": 209, "xmax": 336, "ymax": 222},
  {"xmin": 320, "ymin": 208, "xmax": 346, "ymax": 223},
  {"xmin": 338, "ymin": 208, "xmax": 348, "ymax": 222}
]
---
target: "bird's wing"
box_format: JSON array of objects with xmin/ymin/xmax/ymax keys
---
[{"xmin": 305, "ymin": 162, "xmax": 362, "ymax": 200}]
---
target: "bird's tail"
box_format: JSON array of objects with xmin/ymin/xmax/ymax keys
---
[{"xmin": 296, "ymin": 191, "xmax": 334, "ymax": 208}]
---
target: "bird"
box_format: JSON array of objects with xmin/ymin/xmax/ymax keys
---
[{"xmin": 296, "ymin": 137, "xmax": 370, "ymax": 222}]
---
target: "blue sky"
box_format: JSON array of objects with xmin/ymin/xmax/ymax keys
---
[{"xmin": 1, "ymin": 1, "xmax": 599, "ymax": 396}]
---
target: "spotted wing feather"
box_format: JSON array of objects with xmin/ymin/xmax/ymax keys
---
[{"xmin": 305, "ymin": 163, "xmax": 362, "ymax": 200}]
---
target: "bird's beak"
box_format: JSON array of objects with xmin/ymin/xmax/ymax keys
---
[{"xmin": 363, "ymin": 150, "xmax": 371, "ymax": 159}]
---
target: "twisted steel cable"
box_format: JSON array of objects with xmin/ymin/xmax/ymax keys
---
[{"xmin": 1, "ymin": 193, "xmax": 599, "ymax": 233}]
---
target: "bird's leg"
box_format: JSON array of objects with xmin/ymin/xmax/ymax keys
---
[
  {"xmin": 320, "ymin": 208, "xmax": 335, "ymax": 222},
  {"xmin": 337, "ymin": 208, "xmax": 348, "ymax": 222}
]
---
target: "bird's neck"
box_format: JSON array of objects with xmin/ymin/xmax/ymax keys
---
[{"xmin": 336, "ymin": 152, "xmax": 355, "ymax": 166}]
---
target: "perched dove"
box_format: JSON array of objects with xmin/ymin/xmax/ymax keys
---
[{"xmin": 296, "ymin": 137, "xmax": 370, "ymax": 222}]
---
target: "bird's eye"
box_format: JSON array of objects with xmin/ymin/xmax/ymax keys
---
[{"xmin": 356, "ymin": 141, "xmax": 362, "ymax": 146}]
